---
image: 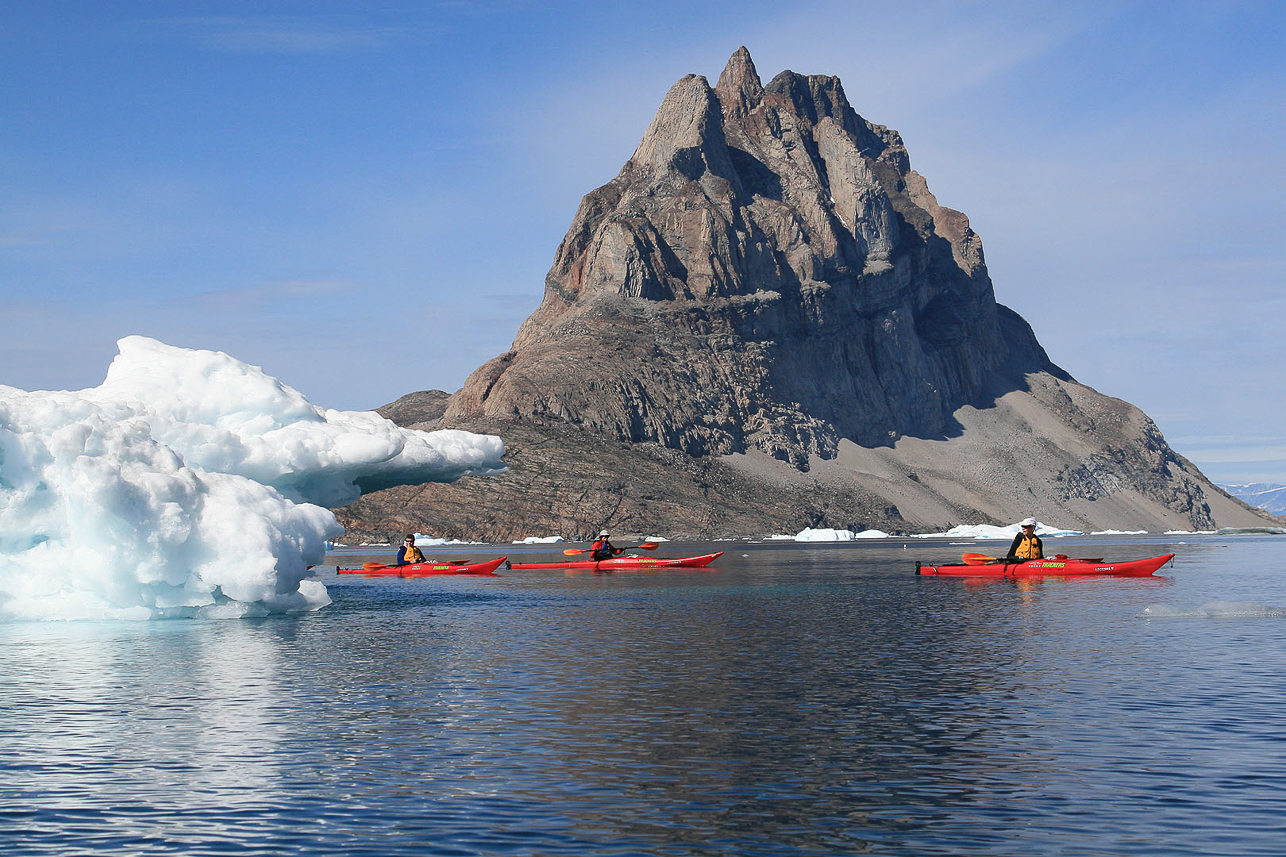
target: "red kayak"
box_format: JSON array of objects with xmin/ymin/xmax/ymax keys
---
[
  {"xmin": 507, "ymin": 551, "xmax": 724, "ymax": 571},
  {"xmin": 916, "ymin": 553, "xmax": 1175, "ymax": 578},
  {"xmin": 338, "ymin": 557, "xmax": 507, "ymax": 577}
]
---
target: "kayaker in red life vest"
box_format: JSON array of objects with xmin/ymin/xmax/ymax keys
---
[
  {"xmin": 1006, "ymin": 518, "xmax": 1044, "ymax": 561},
  {"xmin": 396, "ymin": 534, "xmax": 426, "ymax": 566},
  {"xmin": 590, "ymin": 530, "xmax": 621, "ymax": 561}
]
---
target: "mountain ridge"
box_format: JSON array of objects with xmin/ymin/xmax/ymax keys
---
[
  {"xmin": 1221, "ymin": 483, "xmax": 1286, "ymax": 516},
  {"xmin": 334, "ymin": 48, "xmax": 1279, "ymax": 542}
]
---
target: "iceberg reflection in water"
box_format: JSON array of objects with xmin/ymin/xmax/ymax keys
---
[{"xmin": 2, "ymin": 536, "xmax": 1285, "ymax": 856}]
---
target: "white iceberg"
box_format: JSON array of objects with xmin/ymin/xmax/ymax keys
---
[
  {"xmin": 414, "ymin": 535, "xmax": 483, "ymax": 546},
  {"xmin": 0, "ymin": 336, "xmax": 505, "ymax": 621},
  {"xmin": 914, "ymin": 520, "xmax": 1082, "ymax": 539},
  {"xmin": 793, "ymin": 527, "xmax": 891, "ymax": 541}
]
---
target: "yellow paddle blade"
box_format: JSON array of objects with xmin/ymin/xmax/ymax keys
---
[{"xmin": 563, "ymin": 548, "xmax": 589, "ymax": 556}]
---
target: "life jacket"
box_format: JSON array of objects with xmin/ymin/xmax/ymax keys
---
[
  {"xmin": 1013, "ymin": 533, "xmax": 1042, "ymax": 560},
  {"xmin": 404, "ymin": 546, "xmax": 425, "ymax": 564}
]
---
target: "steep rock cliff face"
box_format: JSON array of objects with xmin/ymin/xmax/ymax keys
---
[
  {"xmin": 335, "ymin": 49, "xmax": 1277, "ymax": 541},
  {"xmin": 445, "ymin": 47, "xmax": 1059, "ymax": 469}
]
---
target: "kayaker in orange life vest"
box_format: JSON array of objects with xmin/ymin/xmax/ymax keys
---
[
  {"xmin": 590, "ymin": 530, "xmax": 621, "ymax": 561},
  {"xmin": 396, "ymin": 534, "xmax": 426, "ymax": 565},
  {"xmin": 1006, "ymin": 517, "xmax": 1044, "ymax": 561}
]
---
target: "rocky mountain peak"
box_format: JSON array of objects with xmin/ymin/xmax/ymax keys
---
[
  {"xmin": 451, "ymin": 48, "xmax": 1038, "ymax": 466},
  {"xmin": 628, "ymin": 73, "xmax": 735, "ymax": 184},
  {"xmin": 345, "ymin": 48, "xmax": 1284, "ymax": 541},
  {"xmin": 714, "ymin": 45, "xmax": 764, "ymax": 120}
]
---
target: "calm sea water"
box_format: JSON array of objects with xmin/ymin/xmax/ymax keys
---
[{"xmin": 3, "ymin": 535, "xmax": 1285, "ymax": 856}]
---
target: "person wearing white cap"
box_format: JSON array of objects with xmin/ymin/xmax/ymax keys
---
[
  {"xmin": 1006, "ymin": 517, "xmax": 1044, "ymax": 561},
  {"xmin": 590, "ymin": 530, "xmax": 620, "ymax": 561}
]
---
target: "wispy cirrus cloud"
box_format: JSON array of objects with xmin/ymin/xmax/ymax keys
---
[
  {"xmin": 0, "ymin": 232, "xmax": 45, "ymax": 247},
  {"xmin": 139, "ymin": 15, "xmax": 423, "ymax": 54},
  {"xmin": 183, "ymin": 280, "xmax": 360, "ymax": 313}
]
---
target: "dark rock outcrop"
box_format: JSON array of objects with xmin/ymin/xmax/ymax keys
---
[{"xmin": 334, "ymin": 49, "xmax": 1278, "ymax": 541}]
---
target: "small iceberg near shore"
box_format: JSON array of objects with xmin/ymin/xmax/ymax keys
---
[
  {"xmin": 913, "ymin": 521, "xmax": 1083, "ymax": 539},
  {"xmin": 415, "ymin": 535, "xmax": 484, "ymax": 546},
  {"xmin": 793, "ymin": 527, "xmax": 891, "ymax": 541}
]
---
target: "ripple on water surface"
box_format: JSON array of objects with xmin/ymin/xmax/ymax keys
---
[{"xmin": 3, "ymin": 538, "xmax": 1286, "ymax": 855}]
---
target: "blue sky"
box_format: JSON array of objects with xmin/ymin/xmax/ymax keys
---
[{"xmin": 2, "ymin": 1, "xmax": 1283, "ymax": 484}]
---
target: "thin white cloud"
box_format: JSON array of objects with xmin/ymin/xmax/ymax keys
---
[
  {"xmin": 1183, "ymin": 445, "xmax": 1286, "ymax": 464},
  {"xmin": 188, "ymin": 279, "xmax": 359, "ymax": 308},
  {"xmin": 138, "ymin": 15, "xmax": 421, "ymax": 54},
  {"xmin": 723, "ymin": 0, "xmax": 1109, "ymax": 122},
  {"xmin": 0, "ymin": 232, "xmax": 44, "ymax": 247}
]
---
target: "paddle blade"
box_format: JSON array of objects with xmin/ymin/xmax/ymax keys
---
[
  {"xmin": 363, "ymin": 561, "xmax": 387, "ymax": 570},
  {"xmin": 563, "ymin": 548, "xmax": 589, "ymax": 556},
  {"xmin": 961, "ymin": 553, "xmax": 1001, "ymax": 566},
  {"xmin": 636, "ymin": 543, "xmax": 659, "ymax": 550}
]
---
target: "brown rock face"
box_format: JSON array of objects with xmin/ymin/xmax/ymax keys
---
[
  {"xmin": 445, "ymin": 47, "xmax": 1051, "ymax": 469},
  {"xmin": 334, "ymin": 48, "xmax": 1278, "ymax": 541}
]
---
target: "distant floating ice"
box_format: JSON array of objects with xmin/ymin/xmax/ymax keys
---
[
  {"xmin": 415, "ymin": 535, "xmax": 484, "ymax": 546},
  {"xmin": 793, "ymin": 527, "xmax": 891, "ymax": 541},
  {"xmin": 1139, "ymin": 601, "xmax": 1286, "ymax": 619},
  {"xmin": 913, "ymin": 521, "xmax": 1083, "ymax": 539},
  {"xmin": 0, "ymin": 336, "xmax": 505, "ymax": 621},
  {"xmin": 511, "ymin": 536, "xmax": 565, "ymax": 544}
]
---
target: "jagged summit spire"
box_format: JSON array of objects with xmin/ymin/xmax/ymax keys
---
[
  {"xmin": 460, "ymin": 47, "xmax": 1033, "ymax": 460},
  {"xmin": 714, "ymin": 46, "xmax": 764, "ymax": 119},
  {"xmin": 765, "ymin": 69, "xmax": 852, "ymax": 127},
  {"xmin": 628, "ymin": 73, "xmax": 734, "ymax": 182}
]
